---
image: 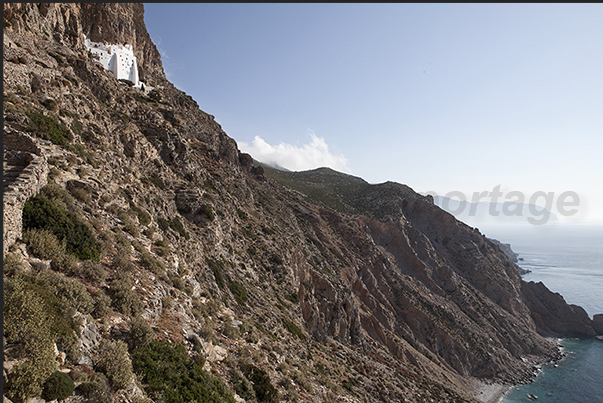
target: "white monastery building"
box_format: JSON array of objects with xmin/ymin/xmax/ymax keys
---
[{"xmin": 84, "ymin": 35, "xmax": 141, "ymax": 88}]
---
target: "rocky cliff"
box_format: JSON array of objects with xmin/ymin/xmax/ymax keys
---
[{"xmin": 3, "ymin": 3, "xmax": 601, "ymax": 403}]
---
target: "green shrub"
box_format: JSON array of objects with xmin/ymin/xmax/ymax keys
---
[
  {"xmin": 283, "ymin": 319, "xmax": 305, "ymax": 339},
  {"xmin": 41, "ymin": 371, "xmax": 75, "ymax": 401},
  {"xmin": 4, "ymin": 92, "xmax": 21, "ymax": 104},
  {"xmin": 168, "ymin": 271, "xmax": 185, "ymax": 290},
  {"xmin": 197, "ymin": 204, "xmax": 215, "ymax": 221},
  {"xmin": 22, "ymin": 193, "xmax": 100, "ymax": 260},
  {"xmin": 67, "ymin": 184, "xmax": 92, "ymax": 204},
  {"xmin": 132, "ymin": 340, "xmax": 235, "ymax": 403},
  {"xmin": 199, "ymin": 318, "xmax": 216, "ymax": 342},
  {"xmin": 148, "ymin": 89, "xmax": 162, "ymax": 102},
  {"xmin": 139, "ymin": 251, "xmax": 165, "ymax": 276},
  {"xmin": 230, "ymin": 368, "xmax": 257, "ymax": 403},
  {"xmin": 23, "ymin": 228, "xmax": 65, "ymax": 260},
  {"xmin": 23, "ymin": 228, "xmax": 80, "ymax": 275},
  {"xmin": 109, "ymin": 273, "xmax": 143, "ymax": 317},
  {"xmin": 206, "ymin": 258, "xmax": 225, "ymax": 289},
  {"xmin": 143, "ymin": 172, "xmax": 166, "ymax": 190},
  {"xmin": 269, "ymin": 253, "xmax": 284, "ymax": 266},
  {"xmin": 129, "ymin": 316, "xmax": 154, "ymax": 349},
  {"xmin": 26, "ymin": 109, "xmax": 72, "ymax": 146},
  {"xmin": 97, "ymin": 339, "xmax": 134, "ymax": 390},
  {"xmin": 53, "ymin": 274, "xmax": 94, "ymax": 315},
  {"xmin": 8, "ymin": 360, "xmax": 57, "ymax": 403},
  {"xmin": 71, "ymin": 118, "xmax": 83, "ymax": 135},
  {"xmin": 41, "ymin": 98, "xmax": 58, "ymax": 111},
  {"xmin": 75, "ymin": 373, "xmax": 112, "ymax": 403},
  {"xmin": 229, "ymin": 281, "xmax": 248, "ymax": 305},
  {"xmin": 81, "ymin": 260, "xmax": 106, "ymax": 283},
  {"xmin": 3, "ymin": 252, "xmax": 25, "ymax": 276},
  {"xmin": 157, "ymin": 217, "xmax": 170, "ymax": 232},
  {"xmin": 40, "ymin": 182, "xmax": 74, "ymax": 208},
  {"xmin": 285, "ymin": 293, "xmax": 299, "ymax": 304},
  {"xmin": 240, "ymin": 363, "xmax": 278, "ymax": 403},
  {"xmin": 118, "ymin": 210, "xmax": 139, "ymax": 237},
  {"xmin": 162, "ymin": 295, "xmax": 173, "ymax": 310},
  {"xmin": 221, "ymin": 323, "xmax": 241, "ymax": 339},
  {"xmin": 169, "ymin": 216, "xmax": 189, "ymax": 239},
  {"xmin": 57, "ymin": 332, "xmax": 82, "ymax": 364},
  {"xmin": 48, "ymin": 167, "xmax": 61, "ymax": 181},
  {"xmin": 133, "ymin": 206, "xmax": 151, "ymax": 226},
  {"xmin": 4, "ymin": 277, "xmax": 58, "ymax": 402},
  {"xmin": 93, "ymin": 289, "xmax": 112, "ymax": 318}
]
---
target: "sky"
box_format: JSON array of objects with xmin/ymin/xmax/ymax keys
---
[{"xmin": 143, "ymin": 3, "xmax": 603, "ymax": 223}]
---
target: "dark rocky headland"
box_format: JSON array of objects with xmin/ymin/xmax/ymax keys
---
[{"xmin": 3, "ymin": 3, "xmax": 601, "ymax": 403}]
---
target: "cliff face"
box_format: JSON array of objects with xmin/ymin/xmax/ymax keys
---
[
  {"xmin": 3, "ymin": 3, "xmax": 165, "ymax": 85},
  {"xmin": 3, "ymin": 3, "xmax": 600, "ymax": 403}
]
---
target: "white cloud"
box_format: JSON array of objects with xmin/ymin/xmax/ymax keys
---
[{"xmin": 238, "ymin": 132, "xmax": 350, "ymax": 172}]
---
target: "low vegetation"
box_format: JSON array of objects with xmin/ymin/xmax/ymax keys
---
[
  {"xmin": 96, "ymin": 339, "xmax": 135, "ymax": 390},
  {"xmin": 26, "ymin": 109, "xmax": 73, "ymax": 146},
  {"xmin": 240, "ymin": 362, "xmax": 279, "ymax": 403},
  {"xmin": 4, "ymin": 267, "xmax": 94, "ymax": 402},
  {"xmin": 41, "ymin": 371, "xmax": 75, "ymax": 401},
  {"xmin": 132, "ymin": 340, "xmax": 235, "ymax": 403},
  {"xmin": 22, "ymin": 188, "xmax": 100, "ymax": 260}
]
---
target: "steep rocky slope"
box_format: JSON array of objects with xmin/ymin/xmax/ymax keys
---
[{"xmin": 3, "ymin": 3, "xmax": 601, "ymax": 403}]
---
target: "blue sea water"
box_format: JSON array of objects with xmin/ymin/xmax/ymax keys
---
[{"xmin": 479, "ymin": 223, "xmax": 603, "ymax": 403}]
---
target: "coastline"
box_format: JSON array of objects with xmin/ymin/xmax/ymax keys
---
[{"xmin": 472, "ymin": 380, "xmax": 512, "ymax": 403}]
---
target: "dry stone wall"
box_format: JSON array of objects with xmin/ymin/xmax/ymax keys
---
[{"xmin": 3, "ymin": 130, "xmax": 49, "ymax": 256}]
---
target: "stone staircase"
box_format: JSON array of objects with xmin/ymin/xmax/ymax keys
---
[
  {"xmin": 3, "ymin": 157, "xmax": 29, "ymax": 192},
  {"xmin": 3, "ymin": 131, "xmax": 49, "ymax": 255}
]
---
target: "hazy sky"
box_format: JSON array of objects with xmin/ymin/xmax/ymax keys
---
[{"xmin": 143, "ymin": 3, "xmax": 603, "ymax": 222}]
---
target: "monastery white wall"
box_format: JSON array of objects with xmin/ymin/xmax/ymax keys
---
[{"xmin": 84, "ymin": 35, "xmax": 141, "ymax": 87}]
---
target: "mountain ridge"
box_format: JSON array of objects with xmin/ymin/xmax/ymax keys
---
[{"xmin": 3, "ymin": 4, "xmax": 601, "ymax": 403}]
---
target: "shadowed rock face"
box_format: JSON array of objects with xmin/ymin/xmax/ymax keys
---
[
  {"xmin": 4, "ymin": 3, "xmax": 600, "ymax": 402},
  {"xmin": 521, "ymin": 281, "xmax": 596, "ymax": 337}
]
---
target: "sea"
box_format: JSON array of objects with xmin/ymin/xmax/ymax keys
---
[{"xmin": 477, "ymin": 223, "xmax": 603, "ymax": 403}]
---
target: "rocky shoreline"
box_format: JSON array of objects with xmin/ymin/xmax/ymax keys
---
[{"xmin": 473, "ymin": 338, "xmax": 566, "ymax": 402}]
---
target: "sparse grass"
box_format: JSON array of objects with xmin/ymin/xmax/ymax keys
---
[{"xmin": 68, "ymin": 143, "xmax": 98, "ymax": 168}]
